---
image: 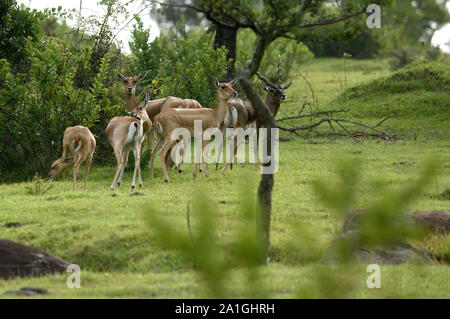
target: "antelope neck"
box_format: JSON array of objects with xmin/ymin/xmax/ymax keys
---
[
  {"xmin": 125, "ymin": 93, "xmax": 139, "ymax": 112},
  {"xmin": 215, "ymin": 94, "xmax": 229, "ymax": 124},
  {"xmin": 265, "ymin": 94, "xmax": 281, "ymax": 117}
]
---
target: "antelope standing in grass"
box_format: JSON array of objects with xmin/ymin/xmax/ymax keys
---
[
  {"xmin": 106, "ymin": 104, "xmax": 152, "ymax": 191},
  {"xmin": 217, "ymin": 55, "xmax": 292, "ymax": 172},
  {"xmin": 149, "ymin": 78, "xmax": 237, "ymax": 183},
  {"xmin": 118, "ymin": 72, "xmax": 202, "ymax": 170},
  {"xmin": 48, "ymin": 126, "xmax": 96, "ymax": 191}
]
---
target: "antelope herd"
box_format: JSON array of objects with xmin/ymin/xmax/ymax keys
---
[{"xmin": 48, "ymin": 56, "xmax": 292, "ymax": 191}]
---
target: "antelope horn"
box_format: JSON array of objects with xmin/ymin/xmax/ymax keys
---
[
  {"xmin": 277, "ymin": 54, "xmax": 282, "ymax": 85},
  {"xmin": 256, "ymin": 72, "xmax": 272, "ymax": 87},
  {"xmin": 118, "ymin": 73, "xmax": 127, "ymax": 81},
  {"xmin": 229, "ymin": 77, "xmax": 238, "ymax": 86},
  {"xmin": 136, "ymin": 71, "xmax": 148, "ymax": 82}
]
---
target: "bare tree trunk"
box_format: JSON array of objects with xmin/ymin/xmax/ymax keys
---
[
  {"xmin": 213, "ymin": 23, "xmax": 238, "ymax": 81},
  {"xmin": 239, "ymin": 71, "xmax": 276, "ymax": 264}
]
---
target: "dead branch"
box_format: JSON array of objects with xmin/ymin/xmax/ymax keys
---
[
  {"xmin": 277, "ymin": 108, "xmax": 351, "ymax": 122},
  {"xmin": 277, "ymin": 112, "xmax": 396, "ymax": 141}
]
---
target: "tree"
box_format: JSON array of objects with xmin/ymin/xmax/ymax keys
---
[
  {"xmin": 149, "ymin": 0, "xmax": 391, "ymax": 264},
  {"xmin": 0, "ymin": 0, "xmax": 42, "ymax": 73}
]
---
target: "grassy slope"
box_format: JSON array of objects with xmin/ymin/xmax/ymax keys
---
[{"xmin": 0, "ymin": 58, "xmax": 449, "ymax": 298}]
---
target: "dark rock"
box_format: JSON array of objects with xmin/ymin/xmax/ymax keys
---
[
  {"xmin": 323, "ymin": 210, "xmax": 440, "ymax": 265},
  {"xmin": 411, "ymin": 210, "xmax": 450, "ymax": 235},
  {"xmin": 0, "ymin": 239, "xmax": 70, "ymax": 279}
]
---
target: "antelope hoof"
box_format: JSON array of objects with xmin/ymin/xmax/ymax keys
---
[
  {"xmin": 178, "ymin": 169, "xmax": 182, "ymax": 174},
  {"xmin": 199, "ymin": 168, "xmax": 203, "ymax": 173},
  {"xmin": 164, "ymin": 179, "xmax": 170, "ymax": 184}
]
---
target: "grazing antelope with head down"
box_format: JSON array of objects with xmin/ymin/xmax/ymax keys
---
[
  {"xmin": 149, "ymin": 78, "xmax": 237, "ymax": 183},
  {"xmin": 48, "ymin": 126, "xmax": 96, "ymax": 191},
  {"xmin": 106, "ymin": 104, "xmax": 152, "ymax": 191}
]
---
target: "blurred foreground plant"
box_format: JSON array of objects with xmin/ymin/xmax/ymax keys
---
[
  {"xmin": 144, "ymin": 183, "xmax": 267, "ymax": 298},
  {"xmin": 144, "ymin": 158, "xmax": 441, "ymax": 298},
  {"xmin": 305, "ymin": 157, "xmax": 441, "ymax": 297}
]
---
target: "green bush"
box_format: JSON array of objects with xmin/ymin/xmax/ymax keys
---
[
  {"xmin": 128, "ymin": 21, "xmax": 229, "ymax": 107},
  {"xmin": 236, "ymin": 29, "xmax": 314, "ymax": 83},
  {"xmin": 0, "ymin": 1, "xmax": 42, "ymax": 73},
  {"xmin": 0, "ymin": 36, "xmax": 124, "ymax": 179}
]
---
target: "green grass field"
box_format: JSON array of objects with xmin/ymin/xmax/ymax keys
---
[{"xmin": 0, "ymin": 58, "xmax": 449, "ymax": 298}]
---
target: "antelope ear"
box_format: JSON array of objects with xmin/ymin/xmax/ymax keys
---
[
  {"xmin": 283, "ymin": 81, "xmax": 293, "ymax": 90},
  {"xmin": 118, "ymin": 73, "xmax": 127, "ymax": 81},
  {"xmin": 63, "ymin": 157, "xmax": 72, "ymax": 163},
  {"xmin": 214, "ymin": 77, "xmax": 219, "ymax": 87}
]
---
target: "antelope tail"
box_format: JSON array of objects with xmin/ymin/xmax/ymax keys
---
[
  {"xmin": 231, "ymin": 107, "xmax": 238, "ymax": 126},
  {"xmin": 70, "ymin": 140, "xmax": 83, "ymax": 153},
  {"xmin": 156, "ymin": 121, "xmax": 163, "ymax": 135}
]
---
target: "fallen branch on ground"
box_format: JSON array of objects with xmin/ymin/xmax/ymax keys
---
[{"xmin": 276, "ymin": 103, "xmax": 397, "ymax": 141}]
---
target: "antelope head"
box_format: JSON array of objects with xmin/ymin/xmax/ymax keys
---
[
  {"xmin": 256, "ymin": 55, "xmax": 292, "ymax": 102},
  {"xmin": 118, "ymin": 71, "xmax": 147, "ymax": 96},
  {"xmin": 214, "ymin": 77, "xmax": 238, "ymax": 101},
  {"xmin": 129, "ymin": 104, "xmax": 152, "ymax": 129},
  {"xmin": 48, "ymin": 156, "xmax": 75, "ymax": 179}
]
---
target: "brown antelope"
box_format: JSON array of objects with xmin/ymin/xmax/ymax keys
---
[
  {"xmin": 117, "ymin": 72, "xmax": 202, "ymax": 170},
  {"xmin": 145, "ymin": 94, "xmax": 203, "ymax": 171},
  {"xmin": 217, "ymin": 55, "xmax": 292, "ymax": 172},
  {"xmin": 118, "ymin": 72, "xmax": 153, "ymax": 136},
  {"xmin": 106, "ymin": 104, "xmax": 152, "ymax": 191},
  {"xmin": 48, "ymin": 126, "xmax": 96, "ymax": 191},
  {"xmin": 149, "ymin": 78, "xmax": 238, "ymax": 183}
]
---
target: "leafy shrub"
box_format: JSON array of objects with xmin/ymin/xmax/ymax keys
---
[
  {"xmin": 0, "ymin": 36, "xmax": 124, "ymax": 179},
  {"xmin": 25, "ymin": 173, "xmax": 54, "ymax": 195},
  {"xmin": 236, "ymin": 29, "xmax": 314, "ymax": 83},
  {"xmin": 0, "ymin": 1, "xmax": 42, "ymax": 73},
  {"xmin": 389, "ymin": 46, "xmax": 446, "ymax": 70},
  {"xmin": 128, "ymin": 21, "xmax": 229, "ymax": 108}
]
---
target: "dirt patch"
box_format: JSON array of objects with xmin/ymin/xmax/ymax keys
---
[
  {"xmin": 4, "ymin": 222, "xmax": 38, "ymax": 228},
  {"xmin": 129, "ymin": 192, "xmax": 145, "ymax": 197}
]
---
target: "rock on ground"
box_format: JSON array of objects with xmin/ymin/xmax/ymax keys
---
[
  {"xmin": 0, "ymin": 239, "xmax": 69, "ymax": 279},
  {"xmin": 323, "ymin": 210, "xmax": 449, "ymax": 264}
]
